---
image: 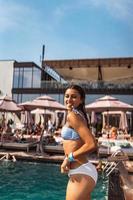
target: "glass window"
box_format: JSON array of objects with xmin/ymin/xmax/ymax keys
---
[
  {"xmin": 12, "ymin": 94, "xmax": 18, "ymax": 103},
  {"xmin": 19, "ymin": 68, "xmax": 23, "ymax": 88},
  {"xmin": 23, "ymin": 68, "xmax": 32, "ymax": 88},
  {"xmin": 12, "ymin": 94, "xmax": 22, "ymax": 103},
  {"xmin": 13, "ymin": 68, "xmax": 19, "ymax": 88},
  {"xmin": 33, "ymin": 67, "xmax": 41, "ymax": 88},
  {"xmin": 22, "ymin": 94, "xmax": 40, "ymax": 102}
]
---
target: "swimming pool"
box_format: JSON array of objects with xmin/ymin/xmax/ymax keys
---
[{"xmin": 0, "ymin": 161, "xmax": 108, "ymax": 200}]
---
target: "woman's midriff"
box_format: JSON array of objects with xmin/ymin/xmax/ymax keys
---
[{"xmin": 63, "ymin": 139, "xmax": 89, "ymax": 169}]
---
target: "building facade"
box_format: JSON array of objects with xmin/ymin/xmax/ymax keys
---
[
  {"xmin": 0, "ymin": 57, "xmax": 133, "ymax": 105},
  {"xmin": 0, "ymin": 60, "xmax": 14, "ymax": 97},
  {"xmin": 0, "ymin": 60, "xmax": 58, "ymax": 103}
]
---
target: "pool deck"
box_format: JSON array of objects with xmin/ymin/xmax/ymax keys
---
[
  {"xmin": 0, "ymin": 149, "xmax": 100, "ymax": 165},
  {"xmin": 0, "ymin": 149, "xmax": 64, "ymax": 163}
]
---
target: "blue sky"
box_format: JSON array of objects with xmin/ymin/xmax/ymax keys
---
[{"xmin": 0, "ymin": 0, "xmax": 133, "ymax": 65}]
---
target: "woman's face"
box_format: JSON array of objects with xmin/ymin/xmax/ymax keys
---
[{"xmin": 64, "ymin": 88, "xmax": 82, "ymax": 110}]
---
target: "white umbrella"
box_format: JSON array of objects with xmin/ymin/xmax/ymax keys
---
[
  {"xmin": 19, "ymin": 95, "xmax": 66, "ymax": 111},
  {"xmin": 86, "ymin": 95, "xmax": 133, "ymax": 112},
  {"xmin": 31, "ymin": 108, "xmax": 54, "ymax": 115},
  {"xmin": 119, "ymin": 111, "xmax": 128, "ymax": 130},
  {"xmin": 19, "ymin": 95, "xmax": 66, "ymax": 129},
  {"xmin": 86, "ymin": 95, "xmax": 133, "ymax": 128},
  {"xmin": 21, "ymin": 111, "xmax": 34, "ymax": 128},
  {"xmin": 0, "ymin": 95, "xmax": 22, "ymax": 112},
  {"xmin": 31, "ymin": 109, "xmax": 55, "ymax": 125}
]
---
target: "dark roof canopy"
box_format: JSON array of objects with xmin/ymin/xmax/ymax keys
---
[{"xmin": 43, "ymin": 57, "xmax": 133, "ymax": 83}]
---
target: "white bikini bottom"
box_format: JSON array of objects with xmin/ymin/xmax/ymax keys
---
[{"xmin": 68, "ymin": 161, "xmax": 98, "ymax": 184}]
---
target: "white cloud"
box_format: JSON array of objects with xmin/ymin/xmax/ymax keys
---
[
  {"xmin": 0, "ymin": 2, "xmax": 18, "ymax": 31},
  {"xmin": 88, "ymin": 0, "xmax": 133, "ymax": 22},
  {"xmin": 51, "ymin": 3, "xmax": 76, "ymax": 26},
  {"xmin": 0, "ymin": 0, "xmax": 132, "ymax": 61},
  {"xmin": 0, "ymin": 1, "xmax": 38, "ymax": 33},
  {"xmin": 52, "ymin": 0, "xmax": 133, "ymax": 29},
  {"xmin": 0, "ymin": 0, "xmax": 132, "ymax": 33}
]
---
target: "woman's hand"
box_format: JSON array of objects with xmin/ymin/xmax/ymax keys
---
[{"xmin": 61, "ymin": 157, "xmax": 70, "ymax": 174}]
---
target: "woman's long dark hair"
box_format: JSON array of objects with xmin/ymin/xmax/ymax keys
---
[{"xmin": 65, "ymin": 84, "xmax": 89, "ymax": 127}]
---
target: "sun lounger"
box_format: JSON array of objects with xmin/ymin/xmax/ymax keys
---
[
  {"xmin": 43, "ymin": 145, "xmax": 64, "ymax": 154},
  {"xmin": 98, "ymin": 138, "xmax": 133, "ymax": 158},
  {"xmin": 1, "ymin": 141, "xmax": 38, "ymax": 152},
  {"xmin": 98, "ymin": 145, "xmax": 133, "ymax": 158}
]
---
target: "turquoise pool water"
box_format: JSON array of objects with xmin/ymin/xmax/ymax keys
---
[{"xmin": 0, "ymin": 161, "xmax": 108, "ymax": 200}]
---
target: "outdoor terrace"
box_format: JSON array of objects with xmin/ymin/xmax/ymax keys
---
[
  {"xmin": 12, "ymin": 80, "xmax": 133, "ymax": 102},
  {"xmin": 40, "ymin": 80, "xmax": 133, "ymax": 94}
]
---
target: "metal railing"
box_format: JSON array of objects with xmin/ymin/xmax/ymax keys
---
[
  {"xmin": 103, "ymin": 149, "xmax": 129, "ymax": 176},
  {"xmin": 40, "ymin": 80, "xmax": 133, "ymax": 90}
]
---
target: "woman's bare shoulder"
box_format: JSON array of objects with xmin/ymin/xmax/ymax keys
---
[
  {"xmin": 67, "ymin": 110, "xmax": 84, "ymax": 128},
  {"xmin": 67, "ymin": 110, "xmax": 79, "ymax": 119}
]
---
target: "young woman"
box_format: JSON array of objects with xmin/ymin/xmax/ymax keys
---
[{"xmin": 61, "ymin": 85, "xmax": 98, "ymax": 200}]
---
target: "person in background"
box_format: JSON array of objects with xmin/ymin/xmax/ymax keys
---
[
  {"xmin": 53, "ymin": 130, "xmax": 63, "ymax": 145},
  {"xmin": 96, "ymin": 160, "xmax": 105, "ymax": 172},
  {"xmin": 0, "ymin": 153, "xmax": 16, "ymax": 162},
  {"xmin": 47, "ymin": 116, "xmax": 54, "ymax": 134},
  {"xmin": 61, "ymin": 84, "xmax": 98, "ymax": 200},
  {"xmin": 110, "ymin": 127, "xmax": 118, "ymax": 139}
]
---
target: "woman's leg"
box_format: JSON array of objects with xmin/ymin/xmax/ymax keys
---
[{"xmin": 66, "ymin": 174, "xmax": 96, "ymax": 200}]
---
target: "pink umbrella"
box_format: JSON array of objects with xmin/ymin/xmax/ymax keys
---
[
  {"xmin": 19, "ymin": 96, "xmax": 66, "ymax": 130},
  {"xmin": 19, "ymin": 95, "xmax": 66, "ymax": 111},
  {"xmin": 0, "ymin": 95, "xmax": 22, "ymax": 112},
  {"xmin": 86, "ymin": 95, "xmax": 133, "ymax": 112}
]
